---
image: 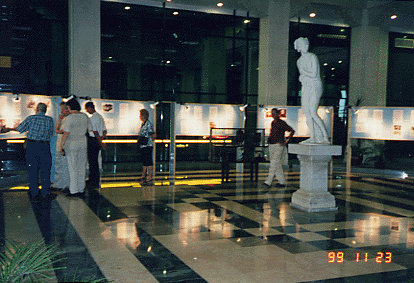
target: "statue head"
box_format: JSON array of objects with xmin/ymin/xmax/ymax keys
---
[{"xmin": 294, "ymin": 37, "xmax": 309, "ymax": 53}]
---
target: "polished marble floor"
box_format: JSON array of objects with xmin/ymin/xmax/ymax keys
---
[{"xmin": 2, "ymin": 167, "xmax": 414, "ymax": 282}]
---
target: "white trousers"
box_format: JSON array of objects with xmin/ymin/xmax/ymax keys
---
[
  {"xmin": 66, "ymin": 146, "xmax": 87, "ymax": 194},
  {"xmin": 53, "ymin": 153, "xmax": 70, "ymax": 189},
  {"xmin": 265, "ymin": 143, "xmax": 286, "ymax": 185}
]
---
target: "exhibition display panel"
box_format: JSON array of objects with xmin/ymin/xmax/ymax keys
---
[
  {"xmin": 350, "ymin": 107, "xmax": 414, "ymax": 140},
  {"xmin": 0, "ymin": 93, "xmax": 59, "ymax": 139},
  {"xmin": 257, "ymin": 105, "xmax": 334, "ymax": 138}
]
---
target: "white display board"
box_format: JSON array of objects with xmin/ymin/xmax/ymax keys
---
[
  {"xmin": 257, "ymin": 106, "xmax": 333, "ymax": 137},
  {"xmin": 0, "ymin": 93, "xmax": 154, "ymax": 139},
  {"xmin": 175, "ymin": 103, "xmax": 244, "ymax": 136},
  {"xmin": 0, "ymin": 93, "xmax": 59, "ymax": 139},
  {"xmin": 78, "ymin": 98, "xmax": 153, "ymax": 136},
  {"xmin": 350, "ymin": 107, "xmax": 414, "ymax": 140}
]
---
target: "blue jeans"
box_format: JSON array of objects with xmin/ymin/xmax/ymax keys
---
[{"xmin": 26, "ymin": 141, "xmax": 52, "ymax": 197}]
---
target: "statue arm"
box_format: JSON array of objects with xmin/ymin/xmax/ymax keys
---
[{"xmin": 299, "ymin": 54, "xmax": 319, "ymax": 79}]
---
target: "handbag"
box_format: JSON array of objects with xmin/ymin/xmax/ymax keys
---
[{"xmin": 137, "ymin": 135, "xmax": 149, "ymax": 146}]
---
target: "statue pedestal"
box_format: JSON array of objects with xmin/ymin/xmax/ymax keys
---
[{"xmin": 288, "ymin": 144, "xmax": 342, "ymax": 212}]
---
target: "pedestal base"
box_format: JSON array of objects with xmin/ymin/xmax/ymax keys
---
[
  {"xmin": 290, "ymin": 189, "xmax": 337, "ymax": 212},
  {"xmin": 288, "ymin": 143, "xmax": 342, "ymax": 212}
]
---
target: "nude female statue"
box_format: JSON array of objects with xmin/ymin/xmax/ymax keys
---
[{"xmin": 294, "ymin": 37, "xmax": 329, "ymax": 144}]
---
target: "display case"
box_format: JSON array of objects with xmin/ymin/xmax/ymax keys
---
[{"xmin": 209, "ymin": 127, "xmax": 267, "ymax": 182}]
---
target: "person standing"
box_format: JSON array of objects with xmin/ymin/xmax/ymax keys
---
[
  {"xmin": 60, "ymin": 98, "xmax": 92, "ymax": 196},
  {"xmin": 3, "ymin": 103, "xmax": 54, "ymax": 199},
  {"xmin": 85, "ymin": 101, "xmax": 107, "ymax": 188},
  {"xmin": 138, "ymin": 109, "xmax": 156, "ymax": 183},
  {"xmin": 53, "ymin": 102, "xmax": 70, "ymax": 190},
  {"xmin": 264, "ymin": 108, "xmax": 295, "ymax": 188}
]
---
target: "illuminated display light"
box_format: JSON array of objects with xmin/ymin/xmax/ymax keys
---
[
  {"xmin": 239, "ymin": 104, "xmax": 248, "ymax": 111},
  {"xmin": 309, "ymin": 12, "xmax": 316, "ymax": 18},
  {"xmin": 124, "ymin": 6, "xmax": 130, "ymax": 10},
  {"xmin": 7, "ymin": 138, "xmax": 233, "ymax": 145},
  {"xmin": 6, "ymin": 139, "xmax": 25, "ymax": 143},
  {"xmin": 150, "ymin": 101, "xmax": 159, "ymax": 109},
  {"xmin": 103, "ymin": 140, "xmax": 137, "ymax": 143},
  {"xmin": 390, "ymin": 15, "xmax": 397, "ymax": 20},
  {"xmin": 217, "ymin": 2, "xmax": 223, "ymax": 7},
  {"xmin": 98, "ymin": 178, "xmax": 223, "ymax": 188},
  {"xmin": 9, "ymin": 186, "xmax": 29, "ymax": 190}
]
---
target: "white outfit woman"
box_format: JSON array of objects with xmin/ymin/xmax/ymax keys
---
[
  {"xmin": 53, "ymin": 116, "xmax": 70, "ymax": 189},
  {"xmin": 63, "ymin": 112, "xmax": 92, "ymax": 194}
]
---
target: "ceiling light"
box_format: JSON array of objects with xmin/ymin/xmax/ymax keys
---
[
  {"xmin": 323, "ymin": 63, "xmax": 328, "ymax": 66},
  {"xmin": 217, "ymin": 2, "xmax": 224, "ymax": 7},
  {"xmin": 309, "ymin": 12, "xmax": 316, "ymax": 18},
  {"xmin": 338, "ymin": 61, "xmax": 342, "ymax": 64},
  {"xmin": 244, "ymin": 19, "xmax": 250, "ymax": 24},
  {"xmin": 390, "ymin": 15, "xmax": 397, "ymax": 20},
  {"xmin": 166, "ymin": 60, "xmax": 171, "ymax": 64},
  {"xmin": 173, "ymin": 11, "xmax": 179, "ymax": 15},
  {"xmin": 331, "ymin": 67, "xmax": 335, "ymax": 70},
  {"xmin": 125, "ymin": 6, "xmax": 130, "ymax": 10},
  {"xmin": 167, "ymin": 0, "xmax": 172, "ymax": 2}
]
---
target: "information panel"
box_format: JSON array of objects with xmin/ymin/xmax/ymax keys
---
[
  {"xmin": 175, "ymin": 103, "xmax": 244, "ymax": 136},
  {"xmin": 257, "ymin": 106, "xmax": 333, "ymax": 137},
  {"xmin": 78, "ymin": 98, "xmax": 153, "ymax": 136},
  {"xmin": 0, "ymin": 93, "xmax": 59, "ymax": 139},
  {"xmin": 350, "ymin": 107, "xmax": 414, "ymax": 140},
  {"xmin": 0, "ymin": 93, "xmax": 153, "ymax": 139}
]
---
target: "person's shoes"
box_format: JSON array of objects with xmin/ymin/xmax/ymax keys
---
[
  {"xmin": 42, "ymin": 193, "xmax": 57, "ymax": 200},
  {"xmin": 66, "ymin": 192, "xmax": 77, "ymax": 197},
  {"xmin": 137, "ymin": 176, "xmax": 146, "ymax": 181},
  {"xmin": 75, "ymin": 192, "xmax": 85, "ymax": 198},
  {"xmin": 86, "ymin": 182, "xmax": 99, "ymax": 189},
  {"xmin": 274, "ymin": 183, "xmax": 286, "ymax": 188},
  {"xmin": 50, "ymin": 186, "xmax": 61, "ymax": 192},
  {"xmin": 143, "ymin": 179, "xmax": 153, "ymax": 185},
  {"xmin": 263, "ymin": 183, "xmax": 272, "ymax": 189},
  {"xmin": 30, "ymin": 194, "xmax": 41, "ymax": 202},
  {"xmin": 62, "ymin": 188, "xmax": 70, "ymax": 195}
]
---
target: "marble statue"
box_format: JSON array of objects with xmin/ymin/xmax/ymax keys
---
[{"xmin": 294, "ymin": 37, "xmax": 330, "ymax": 144}]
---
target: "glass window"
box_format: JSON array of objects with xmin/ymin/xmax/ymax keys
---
[
  {"xmin": 0, "ymin": 1, "xmax": 68, "ymax": 95},
  {"xmin": 101, "ymin": 2, "xmax": 259, "ymax": 105}
]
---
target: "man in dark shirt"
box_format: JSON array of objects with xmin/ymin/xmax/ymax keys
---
[
  {"xmin": 3, "ymin": 103, "xmax": 54, "ymax": 199},
  {"xmin": 264, "ymin": 108, "xmax": 295, "ymax": 188}
]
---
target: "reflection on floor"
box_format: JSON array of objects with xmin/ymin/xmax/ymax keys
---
[{"xmin": 3, "ymin": 169, "xmax": 414, "ymax": 282}]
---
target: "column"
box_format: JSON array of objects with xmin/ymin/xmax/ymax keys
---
[
  {"xmin": 258, "ymin": 0, "xmax": 290, "ymax": 106},
  {"xmin": 349, "ymin": 9, "xmax": 389, "ymax": 107},
  {"xmin": 69, "ymin": 0, "xmax": 101, "ymax": 99}
]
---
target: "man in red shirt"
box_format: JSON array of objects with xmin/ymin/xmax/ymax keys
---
[{"xmin": 264, "ymin": 108, "xmax": 295, "ymax": 188}]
